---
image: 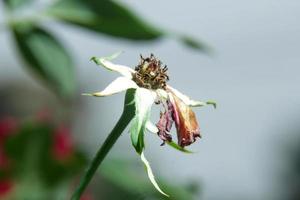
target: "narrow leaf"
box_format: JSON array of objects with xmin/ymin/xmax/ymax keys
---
[
  {"xmin": 141, "ymin": 152, "xmax": 169, "ymax": 197},
  {"xmin": 166, "ymin": 141, "xmax": 193, "ymax": 154},
  {"xmin": 180, "ymin": 35, "xmax": 213, "ymax": 54},
  {"xmin": 48, "ymin": 0, "xmax": 163, "ymax": 40},
  {"xmin": 12, "ymin": 24, "xmax": 75, "ymax": 98},
  {"xmin": 206, "ymin": 100, "xmax": 217, "ymax": 109}
]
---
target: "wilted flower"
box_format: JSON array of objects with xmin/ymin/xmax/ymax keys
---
[
  {"xmin": 83, "ymin": 52, "xmax": 216, "ymax": 196},
  {"xmin": 86, "ymin": 53, "xmax": 215, "ymax": 148}
]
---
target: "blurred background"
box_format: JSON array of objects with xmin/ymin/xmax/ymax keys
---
[{"xmin": 0, "ymin": 0, "xmax": 300, "ymax": 199}]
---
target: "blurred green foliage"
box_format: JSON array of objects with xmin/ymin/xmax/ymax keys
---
[
  {"xmin": 13, "ymin": 25, "xmax": 75, "ymax": 98},
  {"xmin": 0, "ymin": 115, "xmax": 200, "ymax": 199},
  {"xmin": 3, "ymin": 0, "xmax": 32, "ymax": 10},
  {"xmin": 99, "ymin": 159, "xmax": 199, "ymax": 200},
  {"xmin": 48, "ymin": 0, "xmax": 162, "ymax": 40},
  {"xmin": 0, "ymin": 117, "xmax": 86, "ymax": 199},
  {"xmin": 2, "ymin": 0, "xmax": 209, "ymax": 99}
]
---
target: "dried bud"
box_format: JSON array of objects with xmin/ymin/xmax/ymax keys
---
[{"xmin": 169, "ymin": 92, "xmax": 201, "ymax": 147}]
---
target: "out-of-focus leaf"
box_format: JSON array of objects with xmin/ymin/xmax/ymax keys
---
[
  {"xmin": 47, "ymin": 0, "xmax": 163, "ymax": 40},
  {"xmin": 4, "ymin": 121, "xmax": 86, "ymax": 186},
  {"xmin": 4, "ymin": 121, "xmax": 86, "ymax": 199},
  {"xmin": 180, "ymin": 35, "xmax": 212, "ymax": 53},
  {"xmin": 3, "ymin": 0, "xmax": 33, "ymax": 10},
  {"xmin": 12, "ymin": 24, "xmax": 75, "ymax": 98}
]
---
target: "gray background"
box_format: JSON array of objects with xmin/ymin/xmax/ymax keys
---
[{"xmin": 1, "ymin": 0, "xmax": 300, "ymax": 199}]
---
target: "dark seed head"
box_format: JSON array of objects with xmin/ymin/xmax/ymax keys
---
[{"xmin": 132, "ymin": 54, "xmax": 169, "ymax": 90}]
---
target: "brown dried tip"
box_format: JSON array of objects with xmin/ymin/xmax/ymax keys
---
[{"xmin": 132, "ymin": 54, "xmax": 169, "ymax": 90}]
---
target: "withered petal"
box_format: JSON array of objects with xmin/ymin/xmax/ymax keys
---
[
  {"xmin": 168, "ymin": 92, "xmax": 201, "ymax": 147},
  {"xmin": 156, "ymin": 111, "xmax": 173, "ymax": 145}
]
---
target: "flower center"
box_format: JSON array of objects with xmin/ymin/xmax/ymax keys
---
[{"xmin": 132, "ymin": 54, "xmax": 169, "ymax": 90}]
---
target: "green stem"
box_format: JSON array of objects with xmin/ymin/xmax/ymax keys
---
[{"xmin": 71, "ymin": 89, "xmax": 136, "ymax": 200}]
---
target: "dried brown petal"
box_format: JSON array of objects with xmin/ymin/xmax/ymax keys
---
[
  {"xmin": 156, "ymin": 109, "xmax": 173, "ymax": 145},
  {"xmin": 169, "ymin": 92, "xmax": 201, "ymax": 147}
]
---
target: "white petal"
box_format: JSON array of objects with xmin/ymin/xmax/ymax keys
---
[
  {"xmin": 167, "ymin": 85, "xmax": 208, "ymax": 107},
  {"xmin": 130, "ymin": 88, "xmax": 156, "ymax": 153},
  {"xmin": 83, "ymin": 77, "xmax": 138, "ymax": 97},
  {"xmin": 91, "ymin": 52, "xmax": 135, "ymax": 78},
  {"xmin": 141, "ymin": 152, "xmax": 169, "ymax": 197},
  {"xmin": 135, "ymin": 88, "xmax": 157, "ymax": 111},
  {"xmin": 155, "ymin": 89, "xmax": 169, "ymax": 100},
  {"xmin": 146, "ymin": 121, "xmax": 158, "ymax": 133}
]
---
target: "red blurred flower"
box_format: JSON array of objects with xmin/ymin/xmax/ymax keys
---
[
  {"xmin": 0, "ymin": 149, "xmax": 10, "ymax": 169},
  {"xmin": 0, "ymin": 117, "xmax": 17, "ymax": 144},
  {"xmin": 80, "ymin": 193, "xmax": 94, "ymax": 200},
  {"xmin": 36, "ymin": 108, "xmax": 52, "ymax": 123},
  {"xmin": 53, "ymin": 126, "xmax": 74, "ymax": 161},
  {"xmin": 0, "ymin": 180, "xmax": 13, "ymax": 197}
]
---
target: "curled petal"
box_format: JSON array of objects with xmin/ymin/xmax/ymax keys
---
[
  {"xmin": 83, "ymin": 77, "xmax": 137, "ymax": 97},
  {"xmin": 156, "ymin": 102, "xmax": 174, "ymax": 145},
  {"xmin": 169, "ymin": 92, "xmax": 201, "ymax": 147},
  {"xmin": 166, "ymin": 85, "xmax": 215, "ymax": 108},
  {"xmin": 91, "ymin": 52, "xmax": 135, "ymax": 78},
  {"xmin": 141, "ymin": 152, "xmax": 169, "ymax": 197},
  {"xmin": 130, "ymin": 88, "xmax": 157, "ymax": 153}
]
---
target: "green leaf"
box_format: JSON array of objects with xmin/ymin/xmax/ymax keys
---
[
  {"xmin": 141, "ymin": 152, "xmax": 169, "ymax": 197},
  {"xmin": 206, "ymin": 100, "xmax": 217, "ymax": 109},
  {"xmin": 180, "ymin": 35, "xmax": 213, "ymax": 54},
  {"xmin": 3, "ymin": 0, "xmax": 33, "ymax": 10},
  {"xmin": 47, "ymin": 0, "xmax": 163, "ymax": 40},
  {"xmin": 166, "ymin": 141, "xmax": 194, "ymax": 154},
  {"xmin": 130, "ymin": 88, "xmax": 156, "ymax": 154},
  {"xmin": 12, "ymin": 24, "xmax": 75, "ymax": 98}
]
